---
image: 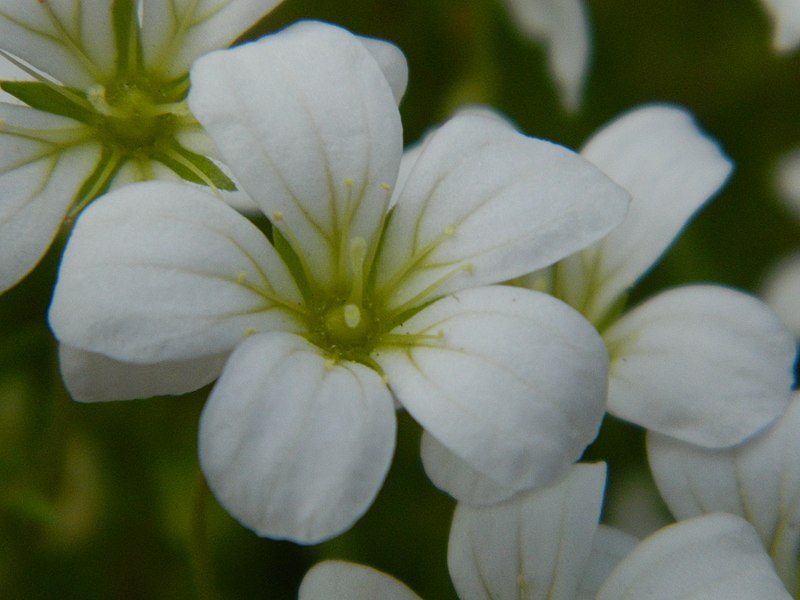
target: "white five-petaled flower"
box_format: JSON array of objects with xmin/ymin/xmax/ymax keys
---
[
  {"xmin": 49, "ymin": 21, "xmax": 630, "ymax": 543},
  {"xmin": 299, "ymin": 463, "xmax": 792, "ymax": 600},
  {"xmin": 0, "ymin": 0, "xmax": 285, "ymax": 293},
  {"xmin": 420, "ymin": 104, "xmax": 797, "ymax": 506}
]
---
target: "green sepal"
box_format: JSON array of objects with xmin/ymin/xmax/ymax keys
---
[
  {"xmin": 70, "ymin": 148, "xmax": 124, "ymax": 214},
  {"xmin": 152, "ymin": 141, "xmax": 237, "ymax": 191},
  {"xmin": 273, "ymin": 227, "xmax": 314, "ymax": 304},
  {"xmin": 0, "ymin": 81, "xmax": 96, "ymax": 124},
  {"xmin": 112, "ymin": 0, "xmax": 141, "ymax": 75}
]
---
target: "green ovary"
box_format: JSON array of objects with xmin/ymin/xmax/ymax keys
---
[{"xmin": 323, "ymin": 303, "xmax": 375, "ymax": 347}]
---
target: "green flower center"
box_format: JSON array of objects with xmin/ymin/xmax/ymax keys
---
[{"xmin": 323, "ymin": 303, "xmax": 375, "ymax": 347}]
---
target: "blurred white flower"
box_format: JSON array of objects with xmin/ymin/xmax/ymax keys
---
[
  {"xmin": 49, "ymin": 22, "xmax": 629, "ymax": 543},
  {"xmin": 760, "ymin": 0, "xmax": 800, "ymax": 52}
]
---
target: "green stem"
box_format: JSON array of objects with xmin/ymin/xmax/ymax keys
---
[{"xmin": 190, "ymin": 471, "xmax": 219, "ymax": 600}]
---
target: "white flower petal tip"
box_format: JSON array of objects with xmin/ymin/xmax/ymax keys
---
[
  {"xmin": 761, "ymin": 252, "xmax": 800, "ymax": 337},
  {"xmin": 199, "ymin": 333, "xmax": 396, "ymax": 544},
  {"xmin": 648, "ymin": 391, "xmax": 800, "ymax": 590},
  {"xmin": 760, "ymin": 0, "xmax": 800, "ymax": 52},
  {"xmin": 570, "ymin": 104, "xmax": 733, "ymax": 323},
  {"xmin": 597, "ymin": 513, "xmax": 792, "ymax": 599},
  {"xmin": 378, "ymin": 286, "xmax": 609, "ymax": 498},
  {"xmin": 357, "ymin": 35, "xmax": 409, "ymax": 103},
  {"xmin": 448, "ymin": 463, "xmax": 607, "ymax": 600},
  {"xmin": 58, "ymin": 344, "xmax": 227, "ymax": 403},
  {"xmin": 48, "ymin": 181, "xmax": 304, "ymax": 364},
  {"xmin": 604, "ymin": 285, "xmax": 796, "ymax": 448},
  {"xmin": 502, "ymin": 0, "xmax": 592, "ymax": 110},
  {"xmin": 299, "ymin": 561, "xmax": 423, "ymax": 600}
]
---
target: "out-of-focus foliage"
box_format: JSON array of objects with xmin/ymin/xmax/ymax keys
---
[{"xmin": 1, "ymin": 0, "xmax": 797, "ymax": 598}]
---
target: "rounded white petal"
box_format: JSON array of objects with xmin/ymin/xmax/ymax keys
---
[
  {"xmin": 564, "ymin": 105, "xmax": 732, "ymax": 324},
  {"xmin": 199, "ymin": 332, "xmax": 396, "ymax": 543},
  {"xmin": 375, "ymin": 286, "xmax": 608, "ymax": 494},
  {"xmin": 648, "ymin": 392, "xmax": 800, "ymax": 589},
  {"xmin": 448, "ymin": 463, "xmax": 606, "ymax": 600},
  {"xmin": 189, "ymin": 21, "xmax": 402, "ymax": 293},
  {"xmin": 140, "ymin": 0, "xmax": 283, "ymax": 79},
  {"xmin": 420, "ymin": 431, "xmax": 518, "ymax": 505},
  {"xmin": 0, "ymin": 0, "xmax": 116, "ymax": 86},
  {"xmin": 375, "ymin": 111, "xmax": 629, "ymax": 312},
  {"xmin": 761, "ymin": 252, "xmax": 800, "ymax": 337},
  {"xmin": 59, "ymin": 344, "xmax": 227, "ymax": 403},
  {"xmin": 357, "ymin": 35, "xmax": 409, "ymax": 103},
  {"xmin": 604, "ymin": 285, "xmax": 796, "ymax": 448},
  {"xmin": 0, "ymin": 105, "xmax": 100, "ymax": 293},
  {"xmin": 49, "ymin": 181, "xmax": 304, "ymax": 363},
  {"xmin": 501, "ymin": 0, "xmax": 591, "ymax": 110},
  {"xmin": 299, "ymin": 561, "xmax": 422, "ymax": 600},
  {"xmin": 597, "ymin": 513, "xmax": 791, "ymax": 600},
  {"xmin": 761, "ymin": 0, "xmax": 800, "ymax": 52}
]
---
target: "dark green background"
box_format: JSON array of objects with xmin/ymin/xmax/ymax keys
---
[{"xmin": 1, "ymin": 0, "xmax": 798, "ymax": 597}]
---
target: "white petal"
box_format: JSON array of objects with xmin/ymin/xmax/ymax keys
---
[
  {"xmin": 604, "ymin": 285, "xmax": 796, "ymax": 448},
  {"xmin": 0, "ymin": 105, "xmax": 100, "ymax": 293},
  {"xmin": 0, "ymin": 0, "xmax": 116, "ymax": 86},
  {"xmin": 762, "ymin": 252, "xmax": 800, "ymax": 337},
  {"xmin": 199, "ymin": 332, "xmax": 396, "ymax": 543},
  {"xmin": 761, "ymin": 0, "xmax": 800, "ymax": 52},
  {"xmin": 140, "ymin": 0, "xmax": 283, "ymax": 79},
  {"xmin": 501, "ymin": 0, "xmax": 591, "ymax": 110},
  {"xmin": 597, "ymin": 513, "xmax": 791, "ymax": 600},
  {"xmin": 577, "ymin": 525, "xmax": 639, "ymax": 599},
  {"xmin": 420, "ymin": 431, "xmax": 518, "ymax": 505},
  {"xmin": 648, "ymin": 392, "xmax": 800, "ymax": 589},
  {"xmin": 375, "ymin": 111, "xmax": 629, "ymax": 313},
  {"xmin": 375, "ymin": 286, "xmax": 608, "ymax": 494},
  {"xmin": 448, "ymin": 463, "xmax": 606, "ymax": 600},
  {"xmin": 49, "ymin": 181, "xmax": 304, "ymax": 363},
  {"xmin": 775, "ymin": 147, "xmax": 800, "ymax": 218},
  {"xmin": 357, "ymin": 35, "xmax": 409, "ymax": 103},
  {"xmin": 561, "ymin": 105, "xmax": 732, "ymax": 324},
  {"xmin": 299, "ymin": 561, "xmax": 422, "ymax": 600},
  {"xmin": 59, "ymin": 344, "xmax": 227, "ymax": 403},
  {"xmin": 189, "ymin": 21, "xmax": 402, "ymax": 293}
]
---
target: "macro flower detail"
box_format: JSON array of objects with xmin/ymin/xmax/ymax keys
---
[
  {"xmin": 0, "ymin": 0, "xmax": 285, "ymax": 293},
  {"xmin": 760, "ymin": 0, "xmax": 800, "ymax": 52},
  {"xmin": 49, "ymin": 21, "xmax": 630, "ymax": 542}
]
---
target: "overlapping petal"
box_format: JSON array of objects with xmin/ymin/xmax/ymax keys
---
[
  {"xmin": 59, "ymin": 344, "xmax": 227, "ymax": 403},
  {"xmin": 198, "ymin": 332, "xmax": 396, "ymax": 543},
  {"xmin": 0, "ymin": 104, "xmax": 100, "ymax": 293},
  {"xmin": 140, "ymin": 0, "xmax": 284, "ymax": 79},
  {"xmin": 603, "ymin": 285, "xmax": 795, "ymax": 447},
  {"xmin": 299, "ymin": 561, "xmax": 422, "ymax": 600},
  {"xmin": 447, "ymin": 463, "xmax": 606, "ymax": 600},
  {"xmin": 501, "ymin": 0, "xmax": 591, "ymax": 111},
  {"xmin": 557, "ymin": 105, "xmax": 732, "ymax": 324},
  {"xmin": 596, "ymin": 513, "xmax": 791, "ymax": 599},
  {"xmin": 375, "ymin": 285, "xmax": 608, "ymax": 493},
  {"xmin": 375, "ymin": 111, "xmax": 629, "ymax": 312},
  {"xmin": 761, "ymin": 252, "xmax": 800, "ymax": 337},
  {"xmin": 188, "ymin": 21, "xmax": 403, "ymax": 293},
  {"xmin": 761, "ymin": 0, "xmax": 800, "ymax": 52},
  {"xmin": 0, "ymin": 0, "xmax": 116, "ymax": 87},
  {"xmin": 648, "ymin": 392, "xmax": 800, "ymax": 589},
  {"xmin": 577, "ymin": 525, "xmax": 639, "ymax": 599},
  {"xmin": 49, "ymin": 181, "xmax": 305, "ymax": 363}
]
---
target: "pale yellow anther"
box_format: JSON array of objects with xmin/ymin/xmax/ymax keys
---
[
  {"xmin": 236, "ymin": 272, "xmax": 247, "ymax": 284},
  {"xmin": 324, "ymin": 356, "xmax": 337, "ymax": 371},
  {"xmin": 243, "ymin": 327, "xmax": 256, "ymax": 337},
  {"xmin": 343, "ymin": 304, "xmax": 362, "ymax": 329},
  {"xmin": 343, "ymin": 177, "xmax": 354, "ymax": 188},
  {"xmin": 380, "ymin": 182, "xmax": 391, "ymax": 192},
  {"xmin": 271, "ymin": 211, "xmax": 283, "ymax": 221},
  {"xmin": 463, "ymin": 262, "xmax": 475, "ymax": 274},
  {"xmin": 444, "ymin": 224, "xmax": 456, "ymax": 236}
]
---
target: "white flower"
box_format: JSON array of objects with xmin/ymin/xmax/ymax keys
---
[
  {"xmin": 299, "ymin": 464, "xmax": 791, "ymax": 600},
  {"xmin": 649, "ymin": 390, "xmax": 800, "ymax": 593},
  {"xmin": 762, "ymin": 252, "xmax": 800, "ymax": 338},
  {"xmin": 0, "ymin": 0, "xmax": 285, "ymax": 293},
  {"xmin": 49, "ymin": 21, "xmax": 629, "ymax": 543},
  {"xmin": 501, "ymin": 0, "xmax": 591, "ymax": 111},
  {"xmin": 760, "ymin": 0, "xmax": 800, "ymax": 52},
  {"xmin": 422, "ymin": 104, "xmax": 796, "ymax": 506}
]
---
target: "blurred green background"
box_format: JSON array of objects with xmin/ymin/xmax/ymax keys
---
[{"xmin": 1, "ymin": 0, "xmax": 798, "ymax": 597}]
